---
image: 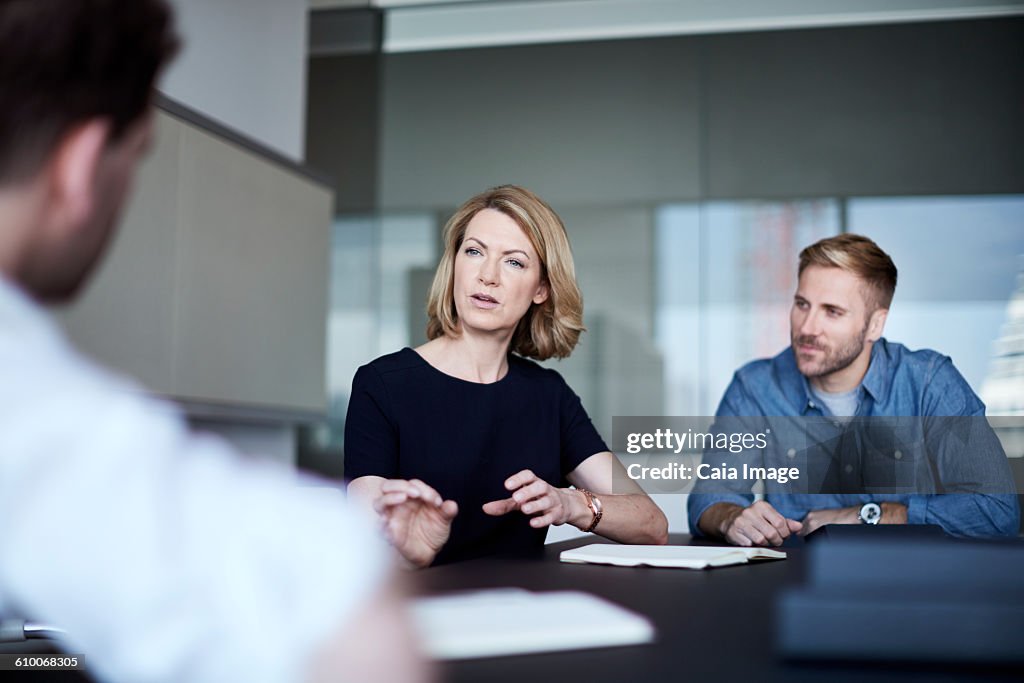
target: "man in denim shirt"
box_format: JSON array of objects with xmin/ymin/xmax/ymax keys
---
[{"xmin": 689, "ymin": 234, "xmax": 1019, "ymax": 546}]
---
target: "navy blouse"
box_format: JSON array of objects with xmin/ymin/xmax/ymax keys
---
[{"xmin": 344, "ymin": 348, "xmax": 608, "ymax": 565}]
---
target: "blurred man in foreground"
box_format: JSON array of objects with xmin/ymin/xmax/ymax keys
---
[{"xmin": 0, "ymin": 1, "xmax": 424, "ymax": 681}]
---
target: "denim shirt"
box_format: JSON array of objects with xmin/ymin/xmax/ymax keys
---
[{"xmin": 688, "ymin": 338, "xmax": 1019, "ymax": 537}]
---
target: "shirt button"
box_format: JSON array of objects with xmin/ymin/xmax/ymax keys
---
[
  {"xmin": 844, "ymin": 464, "xmax": 854, "ymax": 474},
  {"xmin": 787, "ymin": 448, "xmax": 797, "ymax": 458},
  {"xmin": 894, "ymin": 450, "xmax": 902, "ymax": 460}
]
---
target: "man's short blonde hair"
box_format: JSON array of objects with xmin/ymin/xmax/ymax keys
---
[
  {"xmin": 798, "ymin": 233, "xmax": 898, "ymax": 311},
  {"xmin": 426, "ymin": 185, "xmax": 585, "ymax": 360}
]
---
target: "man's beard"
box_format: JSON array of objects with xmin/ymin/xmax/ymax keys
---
[{"xmin": 792, "ymin": 322, "xmax": 869, "ymax": 379}]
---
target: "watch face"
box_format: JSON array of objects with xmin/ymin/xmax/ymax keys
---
[{"xmin": 860, "ymin": 503, "xmax": 882, "ymax": 525}]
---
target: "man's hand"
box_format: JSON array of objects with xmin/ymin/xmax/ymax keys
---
[
  {"xmin": 798, "ymin": 505, "xmax": 859, "ymax": 536},
  {"xmin": 374, "ymin": 479, "xmax": 458, "ymax": 568},
  {"xmin": 713, "ymin": 500, "xmax": 803, "ymax": 547},
  {"xmin": 482, "ymin": 469, "xmax": 587, "ymax": 529}
]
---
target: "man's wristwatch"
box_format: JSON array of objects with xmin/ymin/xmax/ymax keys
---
[
  {"xmin": 858, "ymin": 502, "xmax": 882, "ymax": 525},
  {"xmin": 579, "ymin": 489, "xmax": 603, "ymax": 533}
]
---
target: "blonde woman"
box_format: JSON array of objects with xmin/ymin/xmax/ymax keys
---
[{"xmin": 346, "ymin": 185, "xmax": 667, "ymax": 567}]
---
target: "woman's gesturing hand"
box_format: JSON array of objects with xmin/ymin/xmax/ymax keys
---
[
  {"xmin": 482, "ymin": 469, "xmax": 585, "ymax": 529},
  {"xmin": 374, "ymin": 479, "xmax": 458, "ymax": 568}
]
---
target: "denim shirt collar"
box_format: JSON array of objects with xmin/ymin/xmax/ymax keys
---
[
  {"xmin": 860, "ymin": 339, "xmax": 892, "ymax": 405},
  {"xmin": 778, "ymin": 338, "xmax": 892, "ymax": 415}
]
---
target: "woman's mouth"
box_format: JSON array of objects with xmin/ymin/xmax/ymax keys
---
[{"xmin": 470, "ymin": 293, "xmax": 499, "ymax": 309}]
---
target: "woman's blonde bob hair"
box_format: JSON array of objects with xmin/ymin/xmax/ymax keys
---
[{"xmin": 426, "ymin": 185, "xmax": 585, "ymax": 361}]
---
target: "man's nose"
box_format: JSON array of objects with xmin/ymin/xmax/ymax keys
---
[{"xmin": 799, "ymin": 310, "xmax": 821, "ymax": 337}]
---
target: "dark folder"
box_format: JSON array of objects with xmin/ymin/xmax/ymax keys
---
[{"xmin": 776, "ymin": 535, "xmax": 1024, "ymax": 663}]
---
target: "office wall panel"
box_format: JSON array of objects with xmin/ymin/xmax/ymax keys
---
[
  {"xmin": 174, "ymin": 126, "xmax": 333, "ymax": 413},
  {"xmin": 60, "ymin": 108, "xmax": 333, "ymax": 416},
  {"xmin": 705, "ymin": 18, "xmax": 1024, "ymax": 198},
  {"xmin": 378, "ymin": 37, "xmax": 701, "ymax": 210}
]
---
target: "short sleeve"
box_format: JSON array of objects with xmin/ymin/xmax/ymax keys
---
[
  {"xmin": 558, "ymin": 376, "xmax": 609, "ymax": 476},
  {"xmin": 344, "ymin": 364, "xmax": 400, "ymax": 480}
]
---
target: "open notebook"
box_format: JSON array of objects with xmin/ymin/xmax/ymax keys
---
[
  {"xmin": 411, "ymin": 589, "xmax": 654, "ymax": 659},
  {"xmin": 560, "ymin": 544, "xmax": 786, "ymax": 569}
]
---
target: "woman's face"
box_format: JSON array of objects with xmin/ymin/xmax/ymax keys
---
[{"xmin": 452, "ymin": 208, "xmax": 549, "ymax": 338}]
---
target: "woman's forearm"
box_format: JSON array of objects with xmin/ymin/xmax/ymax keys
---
[{"xmin": 564, "ymin": 489, "xmax": 668, "ymax": 545}]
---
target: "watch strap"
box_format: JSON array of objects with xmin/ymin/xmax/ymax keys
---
[{"xmin": 579, "ymin": 489, "xmax": 603, "ymax": 533}]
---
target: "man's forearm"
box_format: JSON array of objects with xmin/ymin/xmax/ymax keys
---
[
  {"xmin": 880, "ymin": 502, "xmax": 908, "ymax": 525},
  {"xmin": 803, "ymin": 502, "xmax": 907, "ymax": 534}
]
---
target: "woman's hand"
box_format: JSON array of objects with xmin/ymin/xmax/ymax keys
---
[
  {"xmin": 482, "ymin": 469, "xmax": 588, "ymax": 529},
  {"xmin": 374, "ymin": 479, "xmax": 458, "ymax": 568}
]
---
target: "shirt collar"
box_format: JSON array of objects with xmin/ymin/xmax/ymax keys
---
[
  {"xmin": 775, "ymin": 347, "xmax": 817, "ymax": 414},
  {"xmin": 860, "ymin": 338, "xmax": 892, "ymax": 404}
]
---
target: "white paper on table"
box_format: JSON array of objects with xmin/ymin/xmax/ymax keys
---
[
  {"xmin": 559, "ymin": 544, "xmax": 786, "ymax": 569},
  {"xmin": 411, "ymin": 588, "xmax": 655, "ymax": 660}
]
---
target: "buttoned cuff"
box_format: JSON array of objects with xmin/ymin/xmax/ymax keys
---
[{"xmin": 905, "ymin": 495, "xmax": 928, "ymax": 524}]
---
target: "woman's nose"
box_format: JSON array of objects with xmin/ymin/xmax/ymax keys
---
[{"xmin": 478, "ymin": 258, "xmax": 499, "ymax": 286}]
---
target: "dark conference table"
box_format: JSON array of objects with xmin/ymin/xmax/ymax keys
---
[
  {"xmin": 4, "ymin": 534, "xmax": 1020, "ymax": 681},
  {"xmin": 417, "ymin": 534, "xmax": 1022, "ymax": 683}
]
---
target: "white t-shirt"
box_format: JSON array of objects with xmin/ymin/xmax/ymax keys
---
[{"xmin": 0, "ymin": 277, "xmax": 387, "ymax": 682}]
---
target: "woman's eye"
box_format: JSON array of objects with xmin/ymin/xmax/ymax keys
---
[
  {"xmin": 464, "ymin": 247, "xmax": 481, "ymax": 256},
  {"xmin": 507, "ymin": 259, "xmax": 524, "ymax": 269}
]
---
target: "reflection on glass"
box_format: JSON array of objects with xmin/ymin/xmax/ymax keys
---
[
  {"xmin": 850, "ymin": 195, "xmax": 1024, "ymax": 461},
  {"xmin": 984, "ymin": 273, "xmax": 1024, "ymax": 417},
  {"xmin": 315, "ymin": 196, "xmax": 1023, "ymax": 473},
  {"xmin": 321, "ymin": 213, "xmax": 437, "ymax": 453},
  {"xmin": 849, "ymin": 195, "xmax": 1024, "ymax": 397},
  {"xmin": 657, "ymin": 200, "xmax": 838, "ymax": 416}
]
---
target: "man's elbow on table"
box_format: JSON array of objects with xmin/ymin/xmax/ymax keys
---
[{"xmin": 980, "ymin": 495, "xmax": 1020, "ymax": 538}]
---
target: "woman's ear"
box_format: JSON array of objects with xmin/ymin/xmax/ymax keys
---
[
  {"xmin": 533, "ymin": 280, "xmax": 550, "ymax": 305},
  {"xmin": 47, "ymin": 119, "xmax": 111, "ymax": 235}
]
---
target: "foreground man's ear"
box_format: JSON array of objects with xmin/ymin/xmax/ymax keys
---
[{"xmin": 46, "ymin": 119, "xmax": 111, "ymax": 236}]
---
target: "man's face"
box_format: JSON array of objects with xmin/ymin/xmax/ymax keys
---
[
  {"xmin": 790, "ymin": 265, "xmax": 874, "ymax": 380},
  {"xmin": 31, "ymin": 113, "xmax": 154, "ymax": 302}
]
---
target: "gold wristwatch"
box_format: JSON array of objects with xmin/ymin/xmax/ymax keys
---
[{"xmin": 579, "ymin": 489, "xmax": 603, "ymax": 533}]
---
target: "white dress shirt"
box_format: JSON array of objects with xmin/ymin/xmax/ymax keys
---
[{"xmin": 0, "ymin": 277, "xmax": 387, "ymax": 682}]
